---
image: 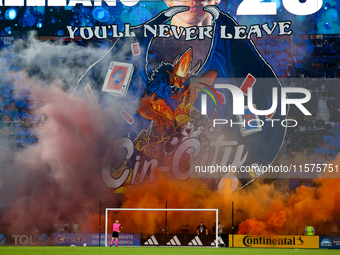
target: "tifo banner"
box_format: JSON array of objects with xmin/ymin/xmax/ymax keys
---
[
  {"xmin": 320, "ymin": 236, "xmax": 340, "ymax": 249},
  {"xmin": 53, "ymin": 233, "xmax": 140, "ymax": 246},
  {"xmin": 0, "ymin": 0, "xmax": 339, "ymax": 36},
  {"xmin": 0, "ymin": 0, "xmax": 339, "ymax": 200},
  {"xmin": 229, "ymin": 234, "xmax": 319, "ymax": 249}
]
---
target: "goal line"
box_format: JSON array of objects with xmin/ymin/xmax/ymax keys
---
[{"xmin": 105, "ymin": 208, "xmax": 219, "ymax": 247}]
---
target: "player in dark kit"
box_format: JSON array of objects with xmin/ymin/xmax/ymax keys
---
[{"xmin": 197, "ymin": 222, "xmax": 208, "ymax": 235}]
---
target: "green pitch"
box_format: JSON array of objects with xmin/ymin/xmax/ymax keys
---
[{"xmin": 0, "ymin": 247, "xmax": 339, "ymax": 255}]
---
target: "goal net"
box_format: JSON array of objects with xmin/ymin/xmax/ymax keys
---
[{"xmin": 105, "ymin": 208, "xmax": 219, "ymax": 247}]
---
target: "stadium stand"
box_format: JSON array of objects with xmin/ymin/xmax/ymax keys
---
[
  {"xmin": 2, "ymin": 34, "xmax": 340, "ymax": 192},
  {"xmin": 0, "ymin": 43, "xmax": 43, "ymax": 147}
]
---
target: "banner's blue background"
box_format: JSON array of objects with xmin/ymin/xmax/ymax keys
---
[{"xmin": 0, "ymin": 0, "xmax": 339, "ymax": 36}]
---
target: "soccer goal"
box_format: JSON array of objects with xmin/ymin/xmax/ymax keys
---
[{"xmin": 105, "ymin": 208, "xmax": 219, "ymax": 247}]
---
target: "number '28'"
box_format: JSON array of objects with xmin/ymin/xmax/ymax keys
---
[{"xmin": 237, "ymin": 0, "xmax": 323, "ymax": 16}]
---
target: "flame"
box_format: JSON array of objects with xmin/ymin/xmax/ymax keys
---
[
  {"xmin": 152, "ymin": 97, "xmax": 174, "ymax": 121},
  {"xmin": 135, "ymin": 133, "xmax": 150, "ymax": 151},
  {"xmin": 150, "ymin": 94, "xmax": 191, "ymax": 121},
  {"xmin": 170, "ymin": 48, "xmax": 202, "ymax": 90},
  {"xmin": 173, "ymin": 49, "xmax": 192, "ymax": 78},
  {"xmin": 172, "ymin": 48, "xmax": 201, "ymax": 79},
  {"xmin": 174, "ymin": 96, "xmax": 191, "ymax": 116}
]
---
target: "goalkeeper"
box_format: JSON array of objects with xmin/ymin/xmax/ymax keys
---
[{"xmin": 110, "ymin": 220, "xmax": 122, "ymax": 247}]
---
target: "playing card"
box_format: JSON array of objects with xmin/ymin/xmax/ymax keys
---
[
  {"xmin": 131, "ymin": 43, "xmax": 140, "ymax": 56},
  {"xmin": 237, "ymin": 105, "xmax": 262, "ymax": 137},
  {"xmin": 102, "ymin": 61, "xmax": 134, "ymax": 97},
  {"xmin": 240, "ymin": 73, "xmax": 256, "ymax": 95},
  {"xmin": 120, "ymin": 109, "xmax": 134, "ymax": 125},
  {"xmin": 85, "ymin": 84, "xmax": 99, "ymax": 108}
]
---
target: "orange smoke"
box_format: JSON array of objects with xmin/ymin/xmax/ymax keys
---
[
  {"xmin": 105, "ymin": 168, "xmax": 340, "ymax": 236},
  {"xmin": 238, "ymin": 177, "xmax": 340, "ymax": 235},
  {"xmin": 104, "ymin": 172, "xmax": 274, "ymax": 235},
  {"xmin": 114, "ymin": 172, "xmax": 215, "ymax": 235}
]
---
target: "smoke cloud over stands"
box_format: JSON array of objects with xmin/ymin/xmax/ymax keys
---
[
  {"xmin": 0, "ymin": 38, "xmax": 114, "ymax": 235},
  {"xmin": 0, "ymin": 37, "xmax": 340, "ymax": 238}
]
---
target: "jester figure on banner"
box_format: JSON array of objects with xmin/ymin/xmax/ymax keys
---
[{"xmin": 74, "ymin": 5, "xmax": 286, "ymax": 194}]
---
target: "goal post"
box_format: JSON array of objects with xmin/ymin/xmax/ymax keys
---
[{"xmin": 105, "ymin": 208, "xmax": 219, "ymax": 247}]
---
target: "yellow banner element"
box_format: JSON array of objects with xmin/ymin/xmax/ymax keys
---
[{"xmin": 229, "ymin": 234, "xmax": 319, "ymax": 249}]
